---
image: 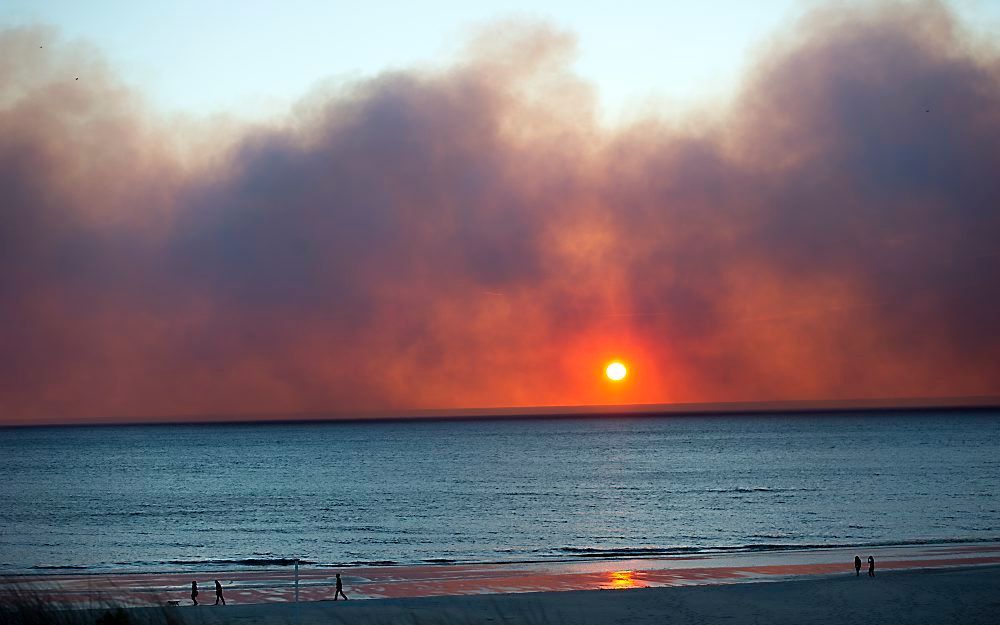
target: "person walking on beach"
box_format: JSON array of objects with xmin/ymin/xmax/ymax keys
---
[
  {"xmin": 855, "ymin": 555, "xmax": 862, "ymax": 576},
  {"xmin": 868, "ymin": 555, "xmax": 875, "ymax": 577},
  {"xmin": 191, "ymin": 581, "xmax": 199, "ymax": 605},
  {"xmin": 214, "ymin": 579, "xmax": 225, "ymax": 605},
  {"xmin": 333, "ymin": 573, "xmax": 348, "ymax": 600}
]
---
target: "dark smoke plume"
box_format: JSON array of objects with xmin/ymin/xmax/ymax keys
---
[{"xmin": 1, "ymin": 2, "xmax": 999, "ymax": 423}]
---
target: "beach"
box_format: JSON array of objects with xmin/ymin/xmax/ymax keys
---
[
  {"xmin": 5, "ymin": 542, "xmax": 1000, "ymax": 624},
  {"xmin": 55, "ymin": 565, "xmax": 1000, "ymax": 625}
]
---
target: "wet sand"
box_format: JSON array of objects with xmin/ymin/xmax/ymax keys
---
[
  {"xmin": 5, "ymin": 541, "xmax": 1000, "ymax": 610},
  {"xmin": 85, "ymin": 565, "xmax": 1000, "ymax": 625}
]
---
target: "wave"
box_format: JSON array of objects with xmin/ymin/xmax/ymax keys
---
[
  {"xmin": 309, "ymin": 560, "xmax": 403, "ymax": 567},
  {"xmin": 18, "ymin": 536, "xmax": 1000, "ymax": 574},
  {"xmin": 557, "ymin": 546, "xmax": 703, "ymax": 557},
  {"xmin": 702, "ymin": 487, "xmax": 819, "ymax": 494},
  {"xmin": 164, "ymin": 558, "xmax": 315, "ymax": 566},
  {"xmin": 555, "ymin": 537, "xmax": 1000, "ymax": 559}
]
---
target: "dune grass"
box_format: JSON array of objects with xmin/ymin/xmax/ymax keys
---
[{"xmin": 0, "ymin": 583, "xmax": 187, "ymax": 625}]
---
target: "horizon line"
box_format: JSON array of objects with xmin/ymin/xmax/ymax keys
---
[{"xmin": 4, "ymin": 395, "xmax": 999, "ymax": 429}]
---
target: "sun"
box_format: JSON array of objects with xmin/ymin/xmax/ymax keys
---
[{"xmin": 605, "ymin": 361, "xmax": 627, "ymax": 381}]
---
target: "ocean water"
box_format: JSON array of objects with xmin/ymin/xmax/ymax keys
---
[{"xmin": 1, "ymin": 412, "xmax": 998, "ymax": 574}]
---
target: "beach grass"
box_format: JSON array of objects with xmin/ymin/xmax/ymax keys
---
[{"xmin": 0, "ymin": 584, "xmax": 185, "ymax": 625}]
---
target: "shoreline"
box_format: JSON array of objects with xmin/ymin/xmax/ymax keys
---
[
  {"xmin": 73, "ymin": 565, "xmax": 1000, "ymax": 625},
  {"xmin": 6, "ymin": 541, "xmax": 1000, "ymax": 608},
  {"xmin": 10, "ymin": 537, "xmax": 1000, "ymax": 578}
]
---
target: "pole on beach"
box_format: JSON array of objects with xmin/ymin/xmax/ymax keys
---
[{"xmin": 294, "ymin": 558, "xmax": 300, "ymax": 625}]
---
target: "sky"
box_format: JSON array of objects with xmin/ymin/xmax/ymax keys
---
[
  {"xmin": 1, "ymin": 0, "xmax": 815, "ymax": 121},
  {"xmin": 1, "ymin": 1, "xmax": 1000, "ymax": 424},
  {"xmin": 5, "ymin": 0, "xmax": 997, "ymax": 122}
]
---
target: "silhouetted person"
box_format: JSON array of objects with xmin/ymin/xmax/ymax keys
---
[
  {"xmin": 854, "ymin": 555, "xmax": 862, "ymax": 576},
  {"xmin": 333, "ymin": 573, "xmax": 348, "ymax": 600},
  {"xmin": 214, "ymin": 580, "xmax": 225, "ymax": 605},
  {"xmin": 191, "ymin": 581, "xmax": 199, "ymax": 605},
  {"xmin": 868, "ymin": 555, "xmax": 875, "ymax": 577}
]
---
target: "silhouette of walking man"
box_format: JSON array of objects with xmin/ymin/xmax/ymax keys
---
[
  {"xmin": 214, "ymin": 579, "xmax": 225, "ymax": 605},
  {"xmin": 854, "ymin": 555, "xmax": 862, "ymax": 576},
  {"xmin": 333, "ymin": 573, "xmax": 348, "ymax": 600},
  {"xmin": 868, "ymin": 555, "xmax": 875, "ymax": 577},
  {"xmin": 191, "ymin": 581, "xmax": 199, "ymax": 605}
]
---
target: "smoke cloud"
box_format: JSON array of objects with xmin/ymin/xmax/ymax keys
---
[{"xmin": 2, "ymin": 2, "xmax": 999, "ymax": 424}]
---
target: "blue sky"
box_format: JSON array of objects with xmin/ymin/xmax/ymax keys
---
[
  {"xmin": 0, "ymin": 0, "xmax": 820, "ymax": 121},
  {"xmin": 5, "ymin": 1, "xmax": 998, "ymax": 122}
]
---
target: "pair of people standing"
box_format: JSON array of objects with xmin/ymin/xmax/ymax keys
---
[
  {"xmin": 854, "ymin": 555, "xmax": 875, "ymax": 577},
  {"xmin": 191, "ymin": 580, "xmax": 225, "ymax": 605}
]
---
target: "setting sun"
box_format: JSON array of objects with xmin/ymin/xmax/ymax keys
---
[{"xmin": 605, "ymin": 361, "xmax": 627, "ymax": 381}]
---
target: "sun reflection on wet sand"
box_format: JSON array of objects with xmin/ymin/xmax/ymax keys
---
[{"xmin": 604, "ymin": 570, "xmax": 642, "ymax": 590}]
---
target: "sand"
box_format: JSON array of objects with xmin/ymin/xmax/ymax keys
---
[
  {"xmin": 8, "ymin": 544, "xmax": 1000, "ymax": 623},
  {"xmin": 10, "ymin": 542, "xmax": 1000, "ymax": 607},
  {"xmin": 93, "ymin": 565, "xmax": 1000, "ymax": 625}
]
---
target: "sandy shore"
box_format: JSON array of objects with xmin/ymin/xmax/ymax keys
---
[
  {"xmin": 6, "ymin": 543, "xmax": 1000, "ymax": 624},
  {"xmin": 7, "ymin": 541, "xmax": 1000, "ymax": 607},
  {"xmin": 92, "ymin": 565, "xmax": 1000, "ymax": 625}
]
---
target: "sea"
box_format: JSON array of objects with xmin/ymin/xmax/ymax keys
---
[{"xmin": 1, "ymin": 411, "xmax": 998, "ymax": 575}]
